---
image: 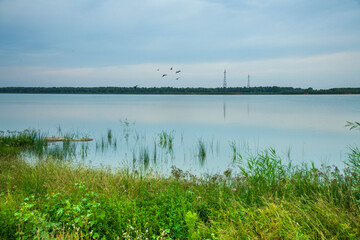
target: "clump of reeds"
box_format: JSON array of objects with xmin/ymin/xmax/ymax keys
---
[
  {"xmin": 158, "ymin": 130, "xmax": 174, "ymax": 151},
  {"xmin": 0, "ymin": 129, "xmax": 47, "ymax": 159},
  {"xmin": 96, "ymin": 129, "xmax": 117, "ymax": 152}
]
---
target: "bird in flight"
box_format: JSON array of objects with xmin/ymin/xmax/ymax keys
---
[
  {"xmin": 170, "ymin": 67, "xmax": 173, "ymax": 70},
  {"xmin": 176, "ymin": 70, "xmax": 181, "ymax": 74},
  {"xmin": 175, "ymin": 77, "xmax": 180, "ymax": 80},
  {"xmin": 162, "ymin": 74, "xmax": 167, "ymax": 77}
]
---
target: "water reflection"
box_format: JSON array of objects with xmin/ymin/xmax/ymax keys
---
[{"xmin": 223, "ymin": 101, "xmax": 226, "ymax": 120}]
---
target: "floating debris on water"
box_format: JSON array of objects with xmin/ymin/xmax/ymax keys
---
[{"xmin": 42, "ymin": 137, "xmax": 93, "ymax": 142}]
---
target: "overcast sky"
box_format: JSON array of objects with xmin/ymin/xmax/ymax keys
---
[{"xmin": 0, "ymin": 0, "xmax": 359, "ymax": 88}]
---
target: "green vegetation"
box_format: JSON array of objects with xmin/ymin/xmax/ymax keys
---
[
  {"xmin": 158, "ymin": 130, "xmax": 174, "ymax": 151},
  {"xmin": 197, "ymin": 139, "xmax": 206, "ymax": 166},
  {"xmin": 230, "ymin": 141, "xmax": 237, "ymax": 161},
  {"xmin": 1, "ymin": 86, "xmax": 360, "ymax": 95},
  {"xmin": 1, "ymin": 129, "xmax": 360, "ymax": 239},
  {"xmin": 346, "ymin": 121, "xmax": 360, "ymax": 131}
]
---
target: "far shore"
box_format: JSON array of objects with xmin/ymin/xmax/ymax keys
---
[{"xmin": 1, "ymin": 86, "xmax": 360, "ymax": 95}]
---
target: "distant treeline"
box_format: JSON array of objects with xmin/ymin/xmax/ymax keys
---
[{"xmin": 0, "ymin": 86, "xmax": 359, "ymax": 95}]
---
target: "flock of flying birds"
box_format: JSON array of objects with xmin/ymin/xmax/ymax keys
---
[{"xmin": 133, "ymin": 66, "xmax": 181, "ymax": 89}]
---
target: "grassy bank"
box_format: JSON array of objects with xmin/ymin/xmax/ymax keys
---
[{"xmin": 1, "ymin": 130, "xmax": 360, "ymax": 239}]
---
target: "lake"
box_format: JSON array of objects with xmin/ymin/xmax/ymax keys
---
[{"xmin": 1, "ymin": 94, "xmax": 359, "ymax": 175}]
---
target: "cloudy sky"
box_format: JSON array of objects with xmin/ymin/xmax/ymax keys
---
[{"xmin": 0, "ymin": 0, "xmax": 359, "ymax": 88}]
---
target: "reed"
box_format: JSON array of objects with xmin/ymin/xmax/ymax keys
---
[
  {"xmin": 153, "ymin": 140, "xmax": 157, "ymax": 165},
  {"xmin": 139, "ymin": 146, "xmax": 150, "ymax": 169},
  {"xmin": 198, "ymin": 138, "xmax": 206, "ymax": 165},
  {"xmin": 107, "ymin": 129, "xmax": 112, "ymax": 144},
  {"xmin": 158, "ymin": 130, "xmax": 174, "ymax": 152},
  {"xmin": 346, "ymin": 146, "xmax": 360, "ymax": 174},
  {"xmin": 230, "ymin": 141, "xmax": 237, "ymax": 161}
]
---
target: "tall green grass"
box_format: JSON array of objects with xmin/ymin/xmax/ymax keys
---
[{"xmin": 1, "ymin": 129, "xmax": 360, "ymax": 239}]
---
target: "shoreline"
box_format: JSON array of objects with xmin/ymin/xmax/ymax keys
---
[{"xmin": 1, "ymin": 86, "xmax": 360, "ymax": 95}]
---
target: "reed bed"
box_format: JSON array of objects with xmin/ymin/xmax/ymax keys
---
[{"xmin": 0, "ymin": 130, "xmax": 360, "ymax": 239}]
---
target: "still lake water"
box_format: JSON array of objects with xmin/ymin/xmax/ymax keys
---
[{"xmin": 1, "ymin": 94, "xmax": 360, "ymax": 174}]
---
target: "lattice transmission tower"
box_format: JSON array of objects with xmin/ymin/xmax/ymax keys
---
[{"xmin": 223, "ymin": 69, "xmax": 227, "ymax": 88}]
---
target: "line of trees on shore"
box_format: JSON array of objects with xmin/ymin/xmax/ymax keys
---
[{"xmin": 0, "ymin": 86, "xmax": 359, "ymax": 94}]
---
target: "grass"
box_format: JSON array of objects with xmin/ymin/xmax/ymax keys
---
[
  {"xmin": 230, "ymin": 141, "xmax": 237, "ymax": 161},
  {"xmin": 346, "ymin": 121, "xmax": 360, "ymax": 131},
  {"xmin": 198, "ymin": 138, "xmax": 206, "ymax": 166},
  {"xmin": 139, "ymin": 146, "xmax": 150, "ymax": 169},
  {"xmin": 96, "ymin": 129, "xmax": 118, "ymax": 153},
  {"xmin": 1, "ymin": 130, "xmax": 360, "ymax": 239},
  {"xmin": 158, "ymin": 130, "xmax": 174, "ymax": 152}
]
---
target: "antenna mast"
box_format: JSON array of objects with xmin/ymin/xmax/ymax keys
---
[
  {"xmin": 247, "ymin": 74, "xmax": 250, "ymax": 88},
  {"xmin": 223, "ymin": 69, "xmax": 227, "ymax": 88}
]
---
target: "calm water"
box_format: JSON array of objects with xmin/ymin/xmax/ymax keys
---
[{"xmin": 1, "ymin": 94, "xmax": 359, "ymax": 174}]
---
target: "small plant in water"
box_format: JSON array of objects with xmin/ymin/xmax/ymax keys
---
[
  {"xmin": 198, "ymin": 138, "xmax": 206, "ymax": 165},
  {"xmin": 107, "ymin": 129, "xmax": 112, "ymax": 144},
  {"xmin": 139, "ymin": 147, "xmax": 150, "ymax": 169},
  {"xmin": 230, "ymin": 141, "xmax": 237, "ymax": 161},
  {"xmin": 158, "ymin": 130, "xmax": 174, "ymax": 152},
  {"xmin": 81, "ymin": 143, "xmax": 88, "ymax": 160},
  {"xmin": 153, "ymin": 140, "xmax": 157, "ymax": 164}
]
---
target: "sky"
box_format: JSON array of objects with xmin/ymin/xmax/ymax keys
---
[{"xmin": 0, "ymin": 0, "xmax": 360, "ymax": 89}]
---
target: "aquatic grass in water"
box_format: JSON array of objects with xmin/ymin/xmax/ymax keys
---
[
  {"xmin": 198, "ymin": 138, "xmax": 206, "ymax": 166},
  {"xmin": 16, "ymin": 118, "xmax": 356, "ymax": 175},
  {"xmin": 81, "ymin": 142, "xmax": 89, "ymax": 160},
  {"xmin": 286, "ymin": 145, "xmax": 292, "ymax": 162},
  {"xmin": 45, "ymin": 141, "xmax": 76, "ymax": 161},
  {"xmin": 0, "ymin": 129, "xmax": 46, "ymax": 158},
  {"xmin": 230, "ymin": 141, "xmax": 237, "ymax": 161},
  {"xmin": 107, "ymin": 128, "xmax": 112, "ymax": 144},
  {"xmin": 153, "ymin": 140, "xmax": 157, "ymax": 165},
  {"xmin": 139, "ymin": 147, "xmax": 150, "ymax": 169},
  {"xmin": 96, "ymin": 129, "xmax": 118, "ymax": 153},
  {"xmin": 158, "ymin": 130, "xmax": 174, "ymax": 149},
  {"xmin": 0, "ymin": 129, "xmax": 77, "ymax": 161}
]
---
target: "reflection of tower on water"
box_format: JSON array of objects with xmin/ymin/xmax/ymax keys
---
[
  {"xmin": 223, "ymin": 95, "xmax": 227, "ymax": 121},
  {"xmin": 223, "ymin": 102, "xmax": 226, "ymax": 120}
]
